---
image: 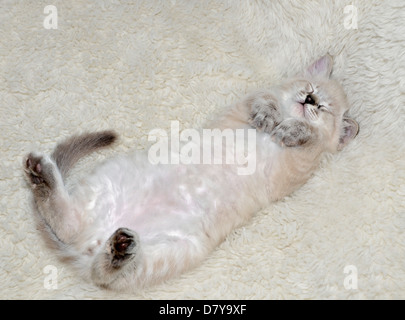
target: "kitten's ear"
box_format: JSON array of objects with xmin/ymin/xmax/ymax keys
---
[
  {"xmin": 338, "ymin": 117, "xmax": 359, "ymax": 151},
  {"xmin": 306, "ymin": 54, "xmax": 333, "ymax": 79}
]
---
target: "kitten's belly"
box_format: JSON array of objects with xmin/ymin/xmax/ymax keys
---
[
  {"xmin": 74, "ymin": 135, "xmax": 280, "ymax": 251},
  {"xmin": 76, "ymin": 154, "xmax": 227, "ymax": 246}
]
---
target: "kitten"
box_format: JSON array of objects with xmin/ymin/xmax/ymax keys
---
[{"xmin": 23, "ymin": 55, "xmax": 359, "ymax": 291}]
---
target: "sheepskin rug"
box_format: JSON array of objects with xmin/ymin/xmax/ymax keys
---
[{"xmin": 1, "ymin": 0, "xmax": 404, "ymax": 299}]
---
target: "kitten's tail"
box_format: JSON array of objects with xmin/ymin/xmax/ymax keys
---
[{"xmin": 51, "ymin": 131, "xmax": 117, "ymax": 178}]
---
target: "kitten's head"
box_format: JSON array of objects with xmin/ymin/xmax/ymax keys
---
[{"xmin": 280, "ymin": 55, "xmax": 359, "ymax": 153}]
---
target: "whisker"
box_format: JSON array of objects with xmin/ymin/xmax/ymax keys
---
[
  {"xmin": 307, "ymin": 107, "xmax": 317, "ymax": 121},
  {"xmin": 312, "ymin": 108, "xmax": 318, "ymax": 120},
  {"xmin": 309, "ymin": 111, "xmax": 314, "ymax": 121}
]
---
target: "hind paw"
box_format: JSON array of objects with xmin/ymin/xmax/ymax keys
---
[
  {"xmin": 109, "ymin": 228, "xmax": 138, "ymax": 268},
  {"xmin": 24, "ymin": 153, "xmax": 54, "ymax": 189},
  {"xmin": 24, "ymin": 153, "xmax": 45, "ymax": 185}
]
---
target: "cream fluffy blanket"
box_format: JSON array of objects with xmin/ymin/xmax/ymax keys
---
[{"xmin": 1, "ymin": 0, "xmax": 404, "ymax": 299}]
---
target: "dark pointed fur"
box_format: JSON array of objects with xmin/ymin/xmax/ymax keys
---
[
  {"xmin": 23, "ymin": 131, "xmax": 118, "ymax": 244},
  {"xmin": 52, "ymin": 131, "xmax": 117, "ymax": 178}
]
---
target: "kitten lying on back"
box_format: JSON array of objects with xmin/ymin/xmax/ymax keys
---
[{"xmin": 23, "ymin": 55, "xmax": 358, "ymax": 291}]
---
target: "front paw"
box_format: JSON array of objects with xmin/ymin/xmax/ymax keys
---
[
  {"xmin": 248, "ymin": 94, "xmax": 282, "ymax": 133},
  {"xmin": 272, "ymin": 119, "xmax": 314, "ymax": 147}
]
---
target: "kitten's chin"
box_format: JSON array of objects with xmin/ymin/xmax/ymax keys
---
[{"xmin": 291, "ymin": 102, "xmax": 305, "ymax": 118}]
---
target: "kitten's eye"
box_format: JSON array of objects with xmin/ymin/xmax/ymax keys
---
[{"xmin": 305, "ymin": 95, "xmax": 315, "ymax": 105}]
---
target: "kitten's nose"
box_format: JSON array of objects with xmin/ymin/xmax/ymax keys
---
[{"xmin": 305, "ymin": 95, "xmax": 316, "ymax": 105}]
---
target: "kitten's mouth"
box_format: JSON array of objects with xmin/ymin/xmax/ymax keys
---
[
  {"xmin": 298, "ymin": 102, "xmax": 307, "ymax": 118},
  {"xmin": 298, "ymin": 92, "xmax": 317, "ymax": 120}
]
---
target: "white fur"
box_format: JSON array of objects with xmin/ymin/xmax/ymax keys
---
[
  {"xmin": 66, "ymin": 133, "xmax": 283, "ymax": 289},
  {"xmin": 2, "ymin": 0, "xmax": 404, "ymax": 299},
  {"xmin": 43, "ymin": 64, "xmax": 352, "ymax": 290}
]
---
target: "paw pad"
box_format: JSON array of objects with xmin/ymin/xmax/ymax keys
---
[
  {"xmin": 25, "ymin": 154, "xmax": 46, "ymax": 185},
  {"xmin": 110, "ymin": 228, "xmax": 137, "ymax": 268}
]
